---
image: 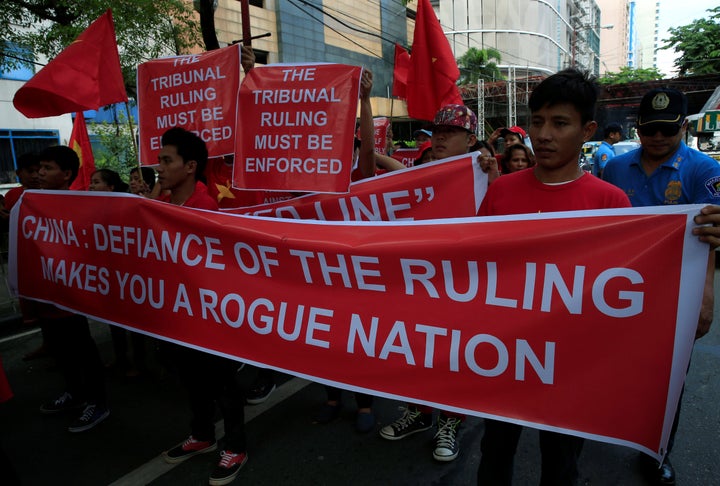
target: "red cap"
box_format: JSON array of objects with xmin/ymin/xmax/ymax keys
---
[{"xmin": 501, "ymin": 126, "xmax": 527, "ymax": 138}]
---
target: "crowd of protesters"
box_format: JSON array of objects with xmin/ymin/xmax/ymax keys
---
[{"xmin": 3, "ymin": 51, "xmax": 720, "ymax": 486}]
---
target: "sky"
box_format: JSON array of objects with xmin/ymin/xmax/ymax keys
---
[{"xmin": 656, "ymin": 0, "xmax": 717, "ymax": 75}]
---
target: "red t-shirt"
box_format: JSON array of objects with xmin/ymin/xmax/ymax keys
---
[
  {"xmin": 0, "ymin": 356, "xmax": 12, "ymax": 403},
  {"xmin": 159, "ymin": 181, "xmax": 219, "ymax": 210},
  {"xmin": 3, "ymin": 186, "xmax": 24, "ymax": 210},
  {"xmin": 478, "ymin": 168, "xmax": 630, "ymax": 216}
]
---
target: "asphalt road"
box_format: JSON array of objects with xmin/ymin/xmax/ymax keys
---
[{"xmin": 0, "ymin": 277, "xmax": 718, "ymax": 485}]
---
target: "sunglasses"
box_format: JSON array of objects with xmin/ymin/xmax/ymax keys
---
[{"xmin": 637, "ymin": 124, "xmax": 681, "ymax": 137}]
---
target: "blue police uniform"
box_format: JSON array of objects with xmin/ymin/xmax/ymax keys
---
[
  {"xmin": 603, "ymin": 141, "xmax": 720, "ymax": 206},
  {"xmin": 592, "ymin": 140, "xmax": 615, "ymax": 176}
]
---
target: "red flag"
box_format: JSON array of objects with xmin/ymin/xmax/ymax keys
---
[
  {"xmin": 406, "ymin": 0, "xmax": 463, "ymax": 121},
  {"xmin": 13, "ymin": 9, "xmax": 128, "ymax": 118},
  {"xmin": 68, "ymin": 112, "xmax": 96, "ymax": 191},
  {"xmin": 393, "ymin": 44, "xmax": 410, "ymax": 99}
]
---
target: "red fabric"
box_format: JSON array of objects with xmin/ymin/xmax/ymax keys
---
[
  {"xmin": 13, "ymin": 9, "xmax": 127, "ymax": 118},
  {"xmin": 406, "ymin": 0, "xmax": 463, "ymax": 121},
  {"xmin": 478, "ymin": 169, "xmax": 630, "ymax": 216},
  {"xmin": 159, "ymin": 181, "xmax": 219, "ymax": 211},
  {"xmin": 205, "ymin": 158, "xmax": 293, "ymax": 208},
  {"xmin": 392, "ymin": 44, "xmax": 410, "ymax": 99},
  {"xmin": 0, "ymin": 356, "xmax": 12, "ymax": 403},
  {"xmin": 3, "ymin": 186, "xmax": 24, "ymax": 210},
  {"xmin": 68, "ymin": 112, "xmax": 96, "ymax": 191},
  {"xmin": 13, "ymin": 190, "xmax": 701, "ymax": 458}
]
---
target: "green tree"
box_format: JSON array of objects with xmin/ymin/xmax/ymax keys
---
[
  {"xmin": 456, "ymin": 47, "xmax": 503, "ymax": 84},
  {"xmin": 91, "ymin": 109, "xmax": 138, "ymax": 181},
  {"xmin": 598, "ymin": 66, "xmax": 664, "ymax": 85},
  {"xmin": 0, "ymin": 0, "xmax": 203, "ymax": 97},
  {"xmin": 661, "ymin": 6, "xmax": 720, "ymax": 76}
]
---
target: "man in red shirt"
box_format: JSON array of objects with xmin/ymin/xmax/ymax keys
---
[
  {"xmin": 477, "ymin": 69, "xmax": 630, "ymax": 485},
  {"xmin": 32, "ymin": 146, "xmax": 109, "ymax": 432},
  {"xmin": 156, "ymin": 127, "xmax": 248, "ymax": 486}
]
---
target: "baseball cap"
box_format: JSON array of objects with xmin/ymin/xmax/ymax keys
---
[
  {"xmin": 413, "ymin": 129, "xmax": 432, "ymax": 139},
  {"xmin": 501, "ymin": 126, "xmax": 527, "ymax": 138},
  {"xmin": 432, "ymin": 104, "xmax": 478, "ymax": 133},
  {"xmin": 637, "ymin": 88, "xmax": 688, "ymax": 126}
]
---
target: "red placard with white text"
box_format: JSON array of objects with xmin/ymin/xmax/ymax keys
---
[
  {"xmin": 373, "ymin": 117, "xmax": 389, "ymax": 154},
  {"xmin": 391, "ymin": 147, "xmax": 422, "ymax": 167},
  {"xmin": 9, "ymin": 193, "xmax": 706, "ymax": 461},
  {"xmin": 234, "ymin": 64, "xmax": 362, "ymax": 193},
  {"xmin": 137, "ymin": 44, "xmax": 240, "ymax": 164}
]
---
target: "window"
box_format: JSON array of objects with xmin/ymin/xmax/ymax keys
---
[
  {"xmin": 0, "ymin": 130, "xmax": 60, "ymax": 184},
  {"xmin": 249, "ymin": 0, "xmax": 263, "ymax": 7},
  {"xmin": 253, "ymin": 48, "xmax": 269, "ymax": 65},
  {"xmin": 0, "ymin": 42, "xmax": 36, "ymax": 81}
]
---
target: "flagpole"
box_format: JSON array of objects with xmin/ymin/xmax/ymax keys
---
[{"xmin": 123, "ymin": 102, "xmax": 140, "ymax": 168}]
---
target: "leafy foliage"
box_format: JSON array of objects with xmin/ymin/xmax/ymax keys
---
[
  {"xmin": 91, "ymin": 107, "xmax": 139, "ymax": 181},
  {"xmin": 456, "ymin": 47, "xmax": 503, "ymax": 85},
  {"xmin": 661, "ymin": 7, "xmax": 720, "ymax": 76},
  {"xmin": 598, "ymin": 66, "xmax": 664, "ymax": 85},
  {"xmin": 0, "ymin": 0, "xmax": 203, "ymax": 97}
]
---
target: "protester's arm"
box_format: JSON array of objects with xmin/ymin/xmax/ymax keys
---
[
  {"xmin": 487, "ymin": 127, "xmax": 503, "ymax": 147},
  {"xmin": 698, "ymin": 252, "xmax": 715, "ymax": 339},
  {"xmin": 375, "ymin": 153, "xmax": 407, "ymax": 172},
  {"xmin": 241, "ymin": 45, "xmax": 255, "ymax": 74},
  {"xmin": 356, "ymin": 69, "xmax": 376, "ymax": 178},
  {"xmin": 478, "ymin": 152, "xmax": 500, "ymax": 184}
]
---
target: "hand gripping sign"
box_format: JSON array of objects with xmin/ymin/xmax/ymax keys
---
[
  {"xmin": 137, "ymin": 44, "xmax": 241, "ymax": 164},
  {"xmin": 235, "ymin": 64, "xmax": 362, "ymax": 193}
]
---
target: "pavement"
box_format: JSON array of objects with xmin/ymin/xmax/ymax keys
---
[{"xmin": 0, "ymin": 279, "xmax": 718, "ymax": 485}]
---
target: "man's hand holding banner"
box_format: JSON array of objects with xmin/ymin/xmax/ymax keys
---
[{"xmin": 9, "ymin": 192, "xmax": 707, "ymax": 460}]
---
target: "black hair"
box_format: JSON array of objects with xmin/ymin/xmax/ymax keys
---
[
  {"xmin": 38, "ymin": 145, "xmax": 80, "ymax": 184},
  {"xmin": 500, "ymin": 143, "xmax": 536, "ymax": 173},
  {"xmin": 160, "ymin": 127, "xmax": 208, "ymax": 182},
  {"xmin": 471, "ymin": 139, "xmax": 495, "ymax": 156},
  {"xmin": 92, "ymin": 168, "xmax": 129, "ymax": 193},
  {"xmin": 130, "ymin": 166, "xmax": 156, "ymax": 190},
  {"xmin": 16, "ymin": 152, "xmax": 40, "ymax": 171},
  {"xmin": 529, "ymin": 68, "xmax": 599, "ymax": 124},
  {"xmin": 603, "ymin": 123, "xmax": 623, "ymax": 139}
]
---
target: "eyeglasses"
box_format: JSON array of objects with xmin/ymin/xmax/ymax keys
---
[{"xmin": 637, "ymin": 124, "xmax": 681, "ymax": 137}]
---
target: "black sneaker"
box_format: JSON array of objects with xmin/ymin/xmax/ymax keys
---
[
  {"xmin": 163, "ymin": 435, "xmax": 218, "ymax": 464},
  {"xmin": 40, "ymin": 392, "xmax": 86, "ymax": 415},
  {"xmin": 433, "ymin": 415, "xmax": 461, "ymax": 461},
  {"xmin": 68, "ymin": 404, "xmax": 110, "ymax": 433},
  {"xmin": 209, "ymin": 450, "xmax": 248, "ymax": 486},
  {"xmin": 246, "ymin": 382, "xmax": 276, "ymax": 405},
  {"xmin": 379, "ymin": 407, "xmax": 433, "ymax": 440}
]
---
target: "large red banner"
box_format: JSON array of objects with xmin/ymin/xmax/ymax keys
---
[
  {"xmin": 137, "ymin": 44, "xmax": 240, "ymax": 165},
  {"xmin": 9, "ymin": 193, "xmax": 706, "ymax": 460},
  {"xmin": 234, "ymin": 64, "xmax": 362, "ymax": 193},
  {"xmin": 227, "ymin": 153, "xmax": 486, "ymax": 220}
]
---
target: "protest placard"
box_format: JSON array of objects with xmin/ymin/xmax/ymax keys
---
[
  {"xmin": 373, "ymin": 117, "xmax": 389, "ymax": 154},
  {"xmin": 137, "ymin": 44, "xmax": 240, "ymax": 164},
  {"xmin": 235, "ymin": 64, "xmax": 362, "ymax": 193},
  {"xmin": 391, "ymin": 147, "xmax": 422, "ymax": 168}
]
